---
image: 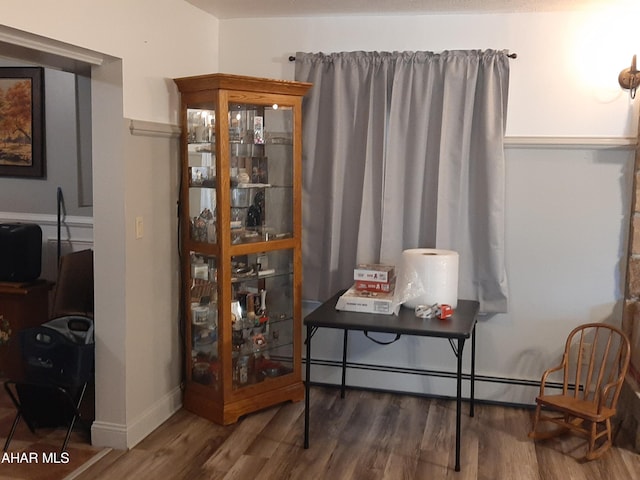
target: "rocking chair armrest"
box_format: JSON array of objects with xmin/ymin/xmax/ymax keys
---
[
  {"xmin": 596, "ymin": 377, "xmax": 625, "ymax": 413},
  {"xmin": 539, "ymin": 361, "xmax": 565, "ymax": 395}
]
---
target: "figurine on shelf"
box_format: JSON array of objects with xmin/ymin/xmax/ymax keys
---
[
  {"xmin": 246, "ymin": 191, "xmax": 264, "ymax": 228},
  {"xmin": 237, "ymin": 168, "xmax": 251, "ymax": 184},
  {"xmin": 247, "ymin": 295, "xmax": 256, "ymax": 325},
  {"xmin": 246, "ymin": 206, "xmax": 260, "ymax": 228},
  {"xmin": 251, "ymin": 166, "xmax": 261, "ymax": 184},
  {"xmin": 254, "ymin": 116, "xmax": 264, "ymax": 144},
  {"xmin": 191, "ymin": 217, "xmax": 207, "ymax": 242},
  {"xmin": 200, "ymin": 208, "xmax": 214, "ymax": 222},
  {"xmin": 252, "ymin": 333, "xmax": 266, "ymax": 347},
  {"xmin": 258, "ymin": 290, "xmax": 269, "ymax": 334},
  {"xmin": 191, "ymin": 208, "xmax": 215, "ymax": 243},
  {"xmin": 255, "ymin": 190, "xmax": 265, "ymax": 212},
  {"xmin": 252, "ymin": 159, "xmax": 268, "ymax": 184}
]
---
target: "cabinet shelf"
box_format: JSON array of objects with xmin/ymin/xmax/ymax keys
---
[
  {"xmin": 231, "ymin": 268, "xmax": 291, "ymax": 284},
  {"xmin": 175, "ymin": 73, "xmax": 311, "ymax": 425}
]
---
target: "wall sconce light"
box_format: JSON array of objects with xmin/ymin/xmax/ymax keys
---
[{"xmin": 619, "ymin": 54, "xmax": 640, "ymax": 99}]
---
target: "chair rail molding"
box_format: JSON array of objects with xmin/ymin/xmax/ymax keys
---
[
  {"xmin": 129, "ymin": 119, "xmax": 181, "ymax": 138},
  {"xmin": 504, "ymin": 135, "xmax": 637, "ymax": 149},
  {"xmin": 0, "ymin": 211, "xmax": 93, "ymax": 228}
]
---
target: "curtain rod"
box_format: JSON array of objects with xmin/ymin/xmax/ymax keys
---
[{"xmin": 288, "ymin": 52, "xmax": 517, "ymax": 61}]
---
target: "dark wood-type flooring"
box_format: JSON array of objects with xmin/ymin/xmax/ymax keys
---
[
  {"xmin": 0, "ymin": 376, "xmax": 105, "ymax": 480},
  {"xmin": 2, "ymin": 384, "xmax": 640, "ymax": 479},
  {"xmin": 82, "ymin": 386, "xmax": 640, "ymax": 479}
]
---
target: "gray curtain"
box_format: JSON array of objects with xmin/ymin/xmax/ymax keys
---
[{"xmin": 295, "ymin": 50, "xmax": 510, "ymax": 313}]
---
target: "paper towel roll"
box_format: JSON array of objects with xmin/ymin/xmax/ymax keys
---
[{"xmin": 401, "ymin": 249, "xmax": 459, "ymax": 309}]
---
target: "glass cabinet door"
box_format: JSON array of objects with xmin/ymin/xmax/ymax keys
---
[
  {"xmin": 230, "ymin": 249, "xmax": 295, "ymax": 390},
  {"xmin": 228, "ymin": 102, "xmax": 294, "ymax": 245},
  {"xmin": 187, "ymin": 108, "xmax": 217, "ymax": 244},
  {"xmin": 189, "ymin": 252, "xmax": 220, "ymax": 389}
]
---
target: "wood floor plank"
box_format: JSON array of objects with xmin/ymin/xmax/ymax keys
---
[
  {"xmin": 348, "ymin": 391, "xmax": 398, "ymax": 477},
  {"xmin": 620, "ymin": 444, "xmax": 640, "ymax": 478},
  {"xmin": 457, "ymin": 422, "xmax": 479, "ymax": 480},
  {"xmin": 319, "ymin": 391, "xmax": 381, "ymax": 479},
  {"xmin": 536, "ymin": 439, "xmax": 594, "ymax": 480},
  {"xmin": 416, "ymin": 399, "xmax": 456, "ymax": 477},
  {"xmin": 244, "ymin": 400, "xmax": 305, "ymax": 457},
  {"xmin": 220, "ymin": 453, "xmax": 268, "ymax": 480},
  {"xmin": 66, "ymin": 449, "xmax": 127, "ymax": 479},
  {"xmin": 5, "ymin": 385, "xmax": 638, "ymax": 480},
  {"xmin": 476, "ymin": 404, "xmax": 539, "ymax": 480},
  {"xmin": 201, "ymin": 404, "xmax": 280, "ymax": 475},
  {"xmin": 380, "ymin": 394, "xmax": 430, "ymax": 480},
  {"xmin": 263, "ymin": 387, "xmax": 362, "ymax": 479}
]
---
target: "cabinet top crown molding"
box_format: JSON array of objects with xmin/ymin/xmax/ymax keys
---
[{"xmin": 174, "ymin": 73, "xmax": 312, "ymax": 96}]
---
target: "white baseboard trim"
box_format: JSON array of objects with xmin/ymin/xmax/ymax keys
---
[
  {"xmin": 91, "ymin": 386, "xmax": 182, "ymax": 450},
  {"xmin": 90, "ymin": 421, "xmax": 127, "ymax": 450}
]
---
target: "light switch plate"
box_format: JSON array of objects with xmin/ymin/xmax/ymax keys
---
[{"xmin": 135, "ymin": 216, "xmax": 144, "ymax": 239}]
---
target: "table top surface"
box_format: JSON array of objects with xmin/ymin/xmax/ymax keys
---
[
  {"xmin": 304, "ymin": 290, "xmax": 479, "ymax": 339},
  {"xmin": 0, "ymin": 279, "xmax": 50, "ymax": 294}
]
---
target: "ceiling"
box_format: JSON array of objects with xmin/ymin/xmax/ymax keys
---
[{"xmin": 186, "ymin": 0, "xmax": 621, "ymax": 19}]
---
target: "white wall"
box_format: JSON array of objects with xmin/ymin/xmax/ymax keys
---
[
  {"xmin": 2, "ymin": 0, "xmax": 219, "ymax": 124},
  {"xmin": 1, "ymin": 0, "xmax": 219, "ymax": 448},
  {"xmin": 219, "ymin": 10, "xmax": 639, "ymax": 403},
  {"xmin": 219, "ymin": 9, "xmax": 640, "ymax": 137}
]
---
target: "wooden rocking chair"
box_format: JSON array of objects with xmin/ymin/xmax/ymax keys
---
[{"xmin": 528, "ymin": 322, "xmax": 630, "ymax": 460}]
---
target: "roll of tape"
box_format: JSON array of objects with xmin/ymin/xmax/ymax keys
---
[{"xmin": 415, "ymin": 304, "xmax": 438, "ymax": 318}]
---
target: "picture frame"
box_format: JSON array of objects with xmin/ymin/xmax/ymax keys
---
[{"xmin": 0, "ymin": 67, "xmax": 45, "ymax": 178}]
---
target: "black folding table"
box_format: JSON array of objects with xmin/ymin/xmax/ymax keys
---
[{"xmin": 303, "ymin": 291, "xmax": 479, "ymax": 472}]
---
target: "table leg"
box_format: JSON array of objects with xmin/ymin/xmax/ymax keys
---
[
  {"xmin": 455, "ymin": 338, "xmax": 466, "ymax": 472},
  {"xmin": 470, "ymin": 323, "xmax": 476, "ymax": 418},
  {"xmin": 304, "ymin": 324, "xmax": 312, "ymax": 449},
  {"xmin": 341, "ymin": 329, "xmax": 348, "ymax": 399}
]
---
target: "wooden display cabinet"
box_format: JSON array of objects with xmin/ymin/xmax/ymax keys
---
[{"xmin": 174, "ymin": 74, "xmax": 312, "ymax": 424}]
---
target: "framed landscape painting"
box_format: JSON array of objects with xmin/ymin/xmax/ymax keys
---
[{"xmin": 0, "ymin": 67, "xmax": 45, "ymax": 178}]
